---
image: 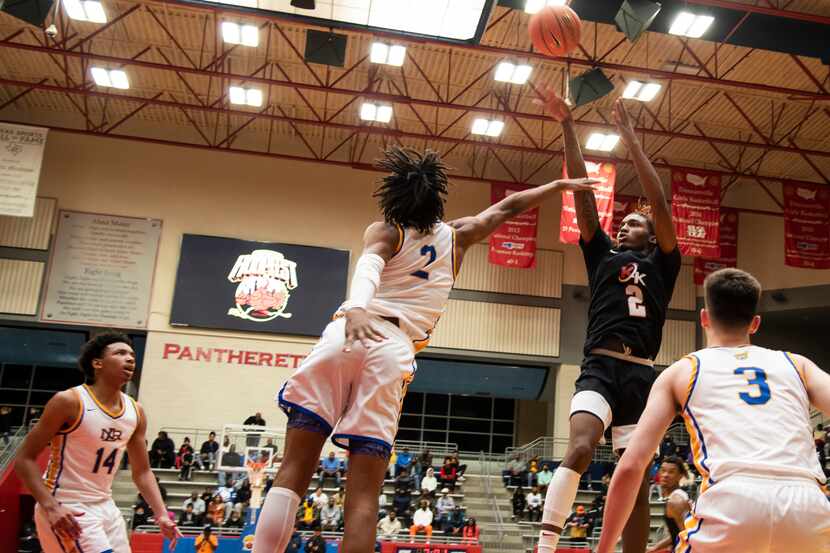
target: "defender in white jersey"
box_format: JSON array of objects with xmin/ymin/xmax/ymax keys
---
[
  {"xmin": 598, "ymin": 268, "xmax": 830, "ymax": 553},
  {"xmin": 253, "ymin": 146, "xmax": 599, "ymax": 553},
  {"xmin": 16, "ymin": 332, "xmax": 180, "ymax": 553}
]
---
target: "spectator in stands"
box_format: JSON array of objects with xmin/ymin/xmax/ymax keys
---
[
  {"xmin": 503, "ymin": 454, "xmax": 526, "ymax": 487},
  {"xmin": 659, "ymin": 436, "xmax": 676, "ymax": 462},
  {"xmin": 286, "ymin": 526, "xmax": 303, "ymax": 553},
  {"xmin": 435, "ymin": 488, "xmax": 455, "ymax": 531},
  {"xmin": 392, "ymin": 486, "xmax": 412, "ymax": 523},
  {"xmin": 409, "ymin": 500, "xmax": 434, "ymax": 542},
  {"xmin": 386, "ymin": 449, "xmax": 397, "ymax": 480},
  {"xmin": 320, "ymin": 497, "xmax": 342, "ymax": 532},
  {"xmin": 420, "ymin": 467, "xmax": 438, "ymax": 498},
  {"xmin": 225, "ymin": 511, "xmax": 244, "ymax": 529},
  {"xmin": 586, "ymin": 495, "xmax": 604, "ymax": 537},
  {"xmin": 511, "ymin": 485, "xmax": 526, "ymax": 521},
  {"xmin": 200, "ymin": 487, "xmax": 214, "ymax": 506},
  {"xmin": 132, "ymin": 499, "xmax": 150, "ymax": 528},
  {"xmin": 299, "ymin": 497, "xmax": 320, "ymax": 530},
  {"xmin": 199, "ymin": 432, "xmax": 220, "ymax": 470},
  {"xmin": 415, "ymin": 449, "xmax": 433, "ymax": 489},
  {"xmin": 462, "ymin": 518, "xmax": 480, "ymax": 544},
  {"xmin": 449, "ymin": 449, "xmax": 467, "ymax": 481},
  {"xmin": 179, "ymin": 437, "xmax": 196, "ymax": 481},
  {"xmin": 396, "ymin": 447, "xmax": 415, "ymax": 477},
  {"xmin": 334, "ymin": 486, "xmax": 346, "ymax": 508},
  {"xmin": 526, "ymin": 486, "xmax": 543, "ymax": 522},
  {"xmin": 155, "ymin": 477, "xmax": 169, "ymax": 503},
  {"xmin": 220, "ymin": 444, "xmax": 243, "ymax": 471},
  {"xmin": 305, "ymin": 524, "xmax": 326, "ymax": 553},
  {"xmin": 439, "ymin": 458, "xmax": 458, "ymax": 491},
  {"xmin": 184, "ymin": 492, "xmax": 206, "ymax": 521},
  {"xmin": 217, "ymin": 475, "xmax": 237, "ymax": 519},
  {"xmin": 0, "ymin": 405, "xmax": 11, "ymax": 445},
  {"xmin": 565, "ymin": 505, "xmax": 589, "ymax": 543},
  {"xmin": 243, "ymin": 412, "xmax": 266, "ymax": 447},
  {"xmin": 195, "ymin": 525, "xmax": 218, "ymax": 553},
  {"xmin": 178, "ymin": 503, "xmax": 201, "ymax": 527},
  {"xmin": 309, "ymin": 486, "xmax": 329, "ymax": 511},
  {"xmin": 149, "ymin": 431, "xmax": 175, "ymax": 468},
  {"xmin": 319, "ymin": 451, "xmax": 342, "ymax": 487},
  {"xmin": 527, "ymin": 456, "xmax": 539, "ymax": 487},
  {"xmin": 395, "ymin": 468, "xmax": 414, "ymax": 494},
  {"xmin": 536, "ymin": 464, "xmax": 553, "ymax": 494},
  {"xmin": 446, "ymin": 505, "xmax": 465, "ymax": 537},
  {"xmin": 207, "ymin": 496, "xmax": 225, "ymax": 526},
  {"xmin": 378, "ymin": 491, "xmax": 388, "ymax": 515},
  {"xmin": 236, "ymin": 479, "xmax": 252, "ymax": 507},
  {"xmin": 377, "ymin": 510, "xmax": 403, "ymax": 540}
]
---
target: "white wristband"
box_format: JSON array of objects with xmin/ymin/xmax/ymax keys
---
[{"xmin": 341, "ymin": 253, "xmax": 385, "ymax": 311}]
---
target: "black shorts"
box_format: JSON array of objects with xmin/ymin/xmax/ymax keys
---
[{"xmin": 573, "ymin": 354, "xmax": 656, "ymax": 428}]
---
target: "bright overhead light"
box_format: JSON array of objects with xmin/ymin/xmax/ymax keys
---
[
  {"xmin": 494, "ymin": 61, "xmax": 533, "ymax": 85},
  {"xmin": 525, "ymin": 0, "xmax": 567, "ymax": 15},
  {"xmin": 669, "ymin": 11, "xmax": 714, "ymax": 38},
  {"xmin": 229, "ymin": 86, "xmax": 262, "ymax": 107},
  {"xmin": 586, "ymin": 132, "xmax": 619, "ymax": 151},
  {"xmin": 64, "ymin": 0, "xmax": 107, "ymax": 22},
  {"xmin": 222, "ymin": 22, "xmax": 259, "ymax": 47},
  {"xmin": 370, "ymin": 42, "xmax": 406, "ymax": 66},
  {"xmin": 91, "ymin": 67, "xmax": 129, "ymax": 89},
  {"xmin": 471, "ymin": 118, "xmax": 504, "ymax": 137},
  {"xmin": 622, "ymin": 80, "xmax": 662, "ymax": 102},
  {"xmin": 360, "ymin": 102, "xmax": 393, "ymax": 123}
]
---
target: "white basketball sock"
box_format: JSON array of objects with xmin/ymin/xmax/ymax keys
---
[
  {"xmin": 538, "ymin": 467, "xmax": 581, "ymax": 553},
  {"xmin": 252, "ymin": 487, "xmax": 301, "ymax": 553}
]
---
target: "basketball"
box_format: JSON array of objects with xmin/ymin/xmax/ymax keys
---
[{"xmin": 528, "ymin": 5, "xmax": 582, "ymax": 57}]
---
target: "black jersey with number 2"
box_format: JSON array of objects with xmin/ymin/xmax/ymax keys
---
[{"xmin": 580, "ymin": 229, "xmax": 682, "ymax": 359}]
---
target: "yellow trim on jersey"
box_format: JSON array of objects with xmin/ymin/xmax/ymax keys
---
[
  {"xmin": 44, "ymin": 434, "xmax": 65, "ymax": 491},
  {"xmin": 682, "ymin": 355, "xmax": 699, "ymax": 410},
  {"xmin": 83, "ymin": 384, "xmax": 125, "ymax": 419},
  {"xmin": 129, "ymin": 396, "xmax": 142, "ymax": 428},
  {"xmin": 450, "ymin": 226, "xmax": 460, "ymax": 279},
  {"xmin": 674, "ymin": 511, "xmax": 702, "ymax": 553},
  {"xmin": 393, "ymin": 224, "xmax": 405, "ymax": 256},
  {"xmin": 785, "ymin": 351, "xmax": 807, "ymax": 386},
  {"xmin": 682, "ymin": 411, "xmax": 711, "ymax": 494},
  {"xmin": 58, "ymin": 388, "xmax": 83, "ymax": 435}
]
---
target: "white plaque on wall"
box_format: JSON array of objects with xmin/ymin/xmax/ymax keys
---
[
  {"xmin": 0, "ymin": 122, "xmax": 48, "ymax": 217},
  {"xmin": 41, "ymin": 210, "xmax": 162, "ymax": 328}
]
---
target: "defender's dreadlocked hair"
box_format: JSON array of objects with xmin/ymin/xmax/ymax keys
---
[{"xmin": 374, "ymin": 147, "xmax": 449, "ymax": 234}]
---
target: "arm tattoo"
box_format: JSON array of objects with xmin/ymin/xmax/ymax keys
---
[{"xmin": 575, "ymin": 191, "xmax": 599, "ymax": 234}]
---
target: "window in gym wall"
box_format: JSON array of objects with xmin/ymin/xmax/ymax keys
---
[{"xmin": 397, "ymin": 391, "xmax": 515, "ymax": 453}]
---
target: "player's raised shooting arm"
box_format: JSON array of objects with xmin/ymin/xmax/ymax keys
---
[
  {"xmin": 797, "ymin": 354, "xmax": 830, "ymax": 416},
  {"xmin": 451, "ymin": 178, "xmax": 598, "ymax": 252},
  {"xmin": 595, "ymin": 359, "xmax": 688, "ymax": 553},
  {"xmin": 613, "ymin": 98, "xmax": 677, "ymax": 253},
  {"xmin": 14, "ymin": 390, "xmax": 78, "ymax": 510}
]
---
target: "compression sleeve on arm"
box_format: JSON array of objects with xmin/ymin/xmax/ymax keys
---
[{"xmin": 340, "ymin": 253, "xmax": 386, "ymax": 311}]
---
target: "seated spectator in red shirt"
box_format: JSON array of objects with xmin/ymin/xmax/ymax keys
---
[
  {"xmin": 439, "ymin": 457, "xmax": 457, "ymax": 491},
  {"xmin": 178, "ymin": 437, "xmax": 195, "ymax": 481},
  {"xmin": 462, "ymin": 518, "xmax": 480, "ymax": 544}
]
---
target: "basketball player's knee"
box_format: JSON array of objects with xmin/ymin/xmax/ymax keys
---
[{"xmin": 564, "ymin": 438, "xmax": 595, "ymax": 472}]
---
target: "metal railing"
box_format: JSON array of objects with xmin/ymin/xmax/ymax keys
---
[
  {"xmin": 0, "ymin": 423, "xmax": 32, "ymax": 475},
  {"xmin": 159, "ymin": 426, "xmax": 221, "ymax": 450},
  {"xmin": 479, "ymin": 449, "xmax": 504, "ymax": 541},
  {"xmin": 394, "ymin": 439, "xmax": 459, "ymax": 458}
]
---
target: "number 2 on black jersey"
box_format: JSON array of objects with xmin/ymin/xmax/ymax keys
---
[
  {"xmin": 411, "ymin": 245, "xmax": 437, "ymax": 280},
  {"xmin": 625, "ymin": 285, "xmax": 646, "ymax": 317},
  {"xmin": 92, "ymin": 447, "xmax": 118, "ymax": 474}
]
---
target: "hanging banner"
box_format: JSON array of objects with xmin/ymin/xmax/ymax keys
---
[
  {"xmin": 694, "ymin": 207, "xmax": 739, "ymax": 284},
  {"xmin": 559, "ymin": 161, "xmax": 617, "ymax": 244},
  {"xmin": 611, "ymin": 195, "xmax": 640, "ymax": 239},
  {"xmin": 489, "ymin": 182, "xmax": 539, "ymax": 268},
  {"xmin": 671, "ymin": 169, "xmax": 721, "ymax": 258},
  {"xmin": 0, "ymin": 122, "xmax": 48, "ymax": 217},
  {"xmin": 783, "ymin": 183, "xmax": 830, "ymax": 269}
]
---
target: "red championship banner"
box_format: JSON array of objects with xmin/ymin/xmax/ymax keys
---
[
  {"xmin": 694, "ymin": 207, "xmax": 739, "ymax": 284},
  {"xmin": 783, "ymin": 182, "xmax": 830, "ymax": 269},
  {"xmin": 671, "ymin": 169, "xmax": 721, "ymax": 257},
  {"xmin": 559, "ymin": 161, "xmax": 617, "ymax": 244},
  {"xmin": 612, "ymin": 194, "xmax": 640, "ymax": 238},
  {"xmin": 489, "ymin": 182, "xmax": 539, "ymax": 268}
]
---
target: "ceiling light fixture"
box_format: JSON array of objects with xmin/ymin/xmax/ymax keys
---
[
  {"xmin": 494, "ymin": 61, "xmax": 533, "ymax": 85},
  {"xmin": 621, "ymin": 80, "xmax": 662, "ymax": 101},
  {"xmin": 585, "ymin": 132, "xmax": 620, "ymax": 151},
  {"xmin": 668, "ymin": 11, "xmax": 714, "ymax": 38},
  {"xmin": 471, "ymin": 118, "xmax": 504, "ymax": 137}
]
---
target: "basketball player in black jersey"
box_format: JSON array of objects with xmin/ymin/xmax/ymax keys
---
[
  {"xmin": 646, "ymin": 457, "xmax": 691, "ymax": 553},
  {"xmin": 537, "ymin": 93, "xmax": 681, "ymax": 553}
]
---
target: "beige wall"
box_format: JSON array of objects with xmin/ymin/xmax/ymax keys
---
[
  {"xmin": 515, "ymin": 400, "xmax": 548, "ymax": 446},
  {"xmin": 552, "ymin": 365, "xmax": 580, "ymax": 457}
]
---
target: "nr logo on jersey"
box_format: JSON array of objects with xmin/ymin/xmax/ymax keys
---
[
  {"xmin": 619, "ymin": 262, "xmax": 646, "ymax": 286},
  {"xmin": 100, "ymin": 428, "xmax": 123, "ymax": 442}
]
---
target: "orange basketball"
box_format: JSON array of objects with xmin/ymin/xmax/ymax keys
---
[{"xmin": 528, "ymin": 5, "xmax": 582, "ymax": 58}]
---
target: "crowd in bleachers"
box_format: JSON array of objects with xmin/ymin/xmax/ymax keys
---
[{"xmin": 134, "ymin": 433, "xmax": 480, "ymax": 544}]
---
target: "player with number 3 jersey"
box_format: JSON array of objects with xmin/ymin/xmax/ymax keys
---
[
  {"xmin": 15, "ymin": 332, "xmax": 180, "ymax": 553},
  {"xmin": 252, "ymin": 146, "xmax": 600, "ymax": 553},
  {"xmin": 598, "ymin": 268, "xmax": 830, "ymax": 553}
]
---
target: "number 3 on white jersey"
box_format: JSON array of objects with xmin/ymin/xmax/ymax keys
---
[{"xmin": 626, "ymin": 285, "xmax": 646, "ymax": 317}]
